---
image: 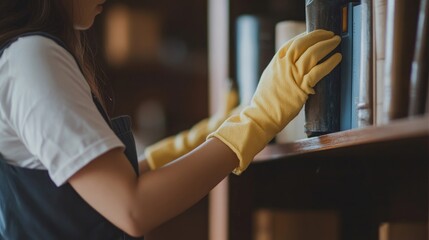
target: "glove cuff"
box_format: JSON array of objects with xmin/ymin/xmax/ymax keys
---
[{"xmin": 207, "ymin": 110, "xmax": 276, "ymax": 175}]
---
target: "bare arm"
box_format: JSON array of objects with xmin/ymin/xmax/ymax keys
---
[{"xmin": 69, "ymin": 137, "xmax": 238, "ymax": 237}]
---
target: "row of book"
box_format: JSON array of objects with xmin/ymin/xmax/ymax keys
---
[
  {"xmin": 235, "ymin": 0, "xmax": 428, "ymax": 142},
  {"xmin": 253, "ymin": 209, "xmax": 427, "ymax": 240}
]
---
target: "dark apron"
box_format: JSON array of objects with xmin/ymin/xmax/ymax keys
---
[{"xmin": 0, "ymin": 32, "xmax": 143, "ymax": 239}]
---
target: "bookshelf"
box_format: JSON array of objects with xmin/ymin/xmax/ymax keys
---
[
  {"xmin": 228, "ymin": 116, "xmax": 428, "ymax": 240},
  {"xmin": 208, "ymin": 0, "xmax": 429, "ymax": 239}
]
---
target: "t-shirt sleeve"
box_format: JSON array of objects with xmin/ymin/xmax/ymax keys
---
[{"xmin": 3, "ymin": 36, "xmax": 125, "ymax": 186}]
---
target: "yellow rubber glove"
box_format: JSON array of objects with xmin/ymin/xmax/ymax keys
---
[
  {"xmin": 208, "ymin": 29, "xmax": 342, "ymax": 175},
  {"xmin": 144, "ymin": 86, "xmax": 239, "ymax": 170}
]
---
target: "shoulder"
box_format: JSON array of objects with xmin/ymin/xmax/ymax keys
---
[
  {"xmin": 4, "ymin": 35, "xmax": 81, "ymax": 78},
  {"xmin": 2, "ymin": 34, "xmax": 90, "ymax": 94},
  {"xmin": 6, "ymin": 35, "xmax": 70, "ymax": 58},
  {"xmin": 0, "ymin": 34, "xmax": 92, "ymax": 124}
]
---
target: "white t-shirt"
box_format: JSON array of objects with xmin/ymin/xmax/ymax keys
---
[{"xmin": 0, "ymin": 36, "xmax": 125, "ymax": 186}]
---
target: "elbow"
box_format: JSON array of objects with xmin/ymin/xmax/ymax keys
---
[
  {"xmin": 122, "ymin": 222, "xmax": 145, "ymax": 238},
  {"xmin": 121, "ymin": 218, "xmax": 146, "ymax": 238},
  {"xmin": 121, "ymin": 210, "xmax": 153, "ymax": 237}
]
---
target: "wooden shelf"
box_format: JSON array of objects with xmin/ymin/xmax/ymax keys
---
[
  {"xmin": 228, "ymin": 115, "xmax": 428, "ymax": 240},
  {"xmin": 255, "ymin": 115, "xmax": 429, "ymax": 162}
]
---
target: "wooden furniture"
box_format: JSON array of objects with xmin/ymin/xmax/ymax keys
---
[{"xmin": 226, "ymin": 115, "xmax": 428, "ymax": 239}]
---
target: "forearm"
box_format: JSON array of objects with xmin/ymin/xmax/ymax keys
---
[
  {"xmin": 70, "ymin": 138, "xmax": 238, "ymax": 237},
  {"xmin": 133, "ymin": 137, "xmax": 238, "ymax": 233}
]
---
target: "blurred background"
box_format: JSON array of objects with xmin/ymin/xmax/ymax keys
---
[
  {"xmin": 91, "ymin": 0, "xmax": 209, "ymax": 152},
  {"xmin": 89, "ymin": 2, "xmax": 210, "ymax": 238}
]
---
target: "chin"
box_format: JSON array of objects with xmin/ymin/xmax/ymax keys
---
[{"xmin": 74, "ymin": 20, "xmax": 95, "ymax": 30}]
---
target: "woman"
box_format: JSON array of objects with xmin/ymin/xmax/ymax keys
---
[{"xmin": 0, "ymin": 0, "xmax": 342, "ymax": 239}]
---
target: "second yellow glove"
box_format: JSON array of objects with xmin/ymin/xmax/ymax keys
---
[{"xmin": 144, "ymin": 86, "xmax": 239, "ymax": 170}]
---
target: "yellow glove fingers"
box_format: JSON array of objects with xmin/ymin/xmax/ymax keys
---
[
  {"xmin": 277, "ymin": 31, "xmax": 306, "ymax": 58},
  {"xmin": 286, "ymin": 29, "xmax": 334, "ymax": 62},
  {"xmin": 301, "ymin": 53, "xmax": 342, "ymax": 94},
  {"xmin": 296, "ymin": 35, "xmax": 341, "ymax": 74},
  {"xmin": 207, "ymin": 31, "xmax": 342, "ymax": 176}
]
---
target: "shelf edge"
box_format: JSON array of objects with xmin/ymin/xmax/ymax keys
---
[{"xmin": 254, "ymin": 115, "xmax": 429, "ymax": 162}]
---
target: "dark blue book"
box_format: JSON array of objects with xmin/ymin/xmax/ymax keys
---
[
  {"xmin": 305, "ymin": 0, "xmax": 349, "ymax": 136},
  {"xmin": 340, "ymin": 2, "xmax": 356, "ymax": 131}
]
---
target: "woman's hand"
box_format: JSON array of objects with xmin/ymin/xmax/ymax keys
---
[{"xmin": 208, "ymin": 29, "xmax": 342, "ymax": 174}]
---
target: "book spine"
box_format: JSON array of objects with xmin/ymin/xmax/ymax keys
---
[
  {"xmin": 426, "ymin": 76, "xmax": 429, "ymax": 113},
  {"xmin": 409, "ymin": 0, "xmax": 429, "ymax": 116},
  {"xmin": 236, "ymin": 16, "xmax": 259, "ymax": 106},
  {"xmin": 373, "ymin": 0, "xmax": 387, "ymax": 125},
  {"xmin": 383, "ymin": 0, "xmax": 420, "ymax": 121},
  {"xmin": 379, "ymin": 222, "xmax": 428, "ymax": 240},
  {"xmin": 340, "ymin": 3, "xmax": 354, "ymax": 131},
  {"xmin": 305, "ymin": 0, "xmax": 345, "ymax": 136},
  {"xmin": 357, "ymin": 0, "xmax": 373, "ymax": 127},
  {"xmin": 253, "ymin": 209, "xmax": 274, "ymax": 240},
  {"xmin": 275, "ymin": 21, "xmax": 306, "ymax": 50},
  {"xmin": 352, "ymin": 4, "xmax": 362, "ymax": 129},
  {"xmin": 253, "ymin": 210, "xmax": 340, "ymax": 240}
]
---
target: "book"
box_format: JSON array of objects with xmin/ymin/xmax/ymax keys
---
[
  {"xmin": 357, "ymin": 0, "xmax": 373, "ymax": 127},
  {"xmin": 409, "ymin": 0, "xmax": 429, "ymax": 116},
  {"xmin": 235, "ymin": 15, "xmax": 275, "ymax": 106},
  {"xmin": 340, "ymin": 3, "xmax": 361, "ymax": 131},
  {"xmin": 427, "ymin": 75, "xmax": 429, "ymax": 113},
  {"xmin": 253, "ymin": 209, "xmax": 274, "ymax": 240},
  {"xmin": 340, "ymin": 2, "xmax": 357, "ymax": 131},
  {"xmin": 305, "ymin": 0, "xmax": 346, "ymax": 137},
  {"xmin": 373, "ymin": 0, "xmax": 387, "ymax": 125},
  {"xmin": 427, "ymin": 74, "xmax": 429, "ymax": 113},
  {"xmin": 253, "ymin": 209, "xmax": 340, "ymax": 240},
  {"xmin": 379, "ymin": 222, "xmax": 427, "ymax": 240},
  {"xmin": 351, "ymin": 4, "xmax": 362, "ymax": 129},
  {"xmin": 275, "ymin": 21, "xmax": 307, "ymax": 143},
  {"xmin": 383, "ymin": 0, "xmax": 420, "ymax": 121},
  {"xmin": 275, "ymin": 21, "xmax": 306, "ymax": 49}
]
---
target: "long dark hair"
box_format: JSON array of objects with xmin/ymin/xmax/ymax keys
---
[{"xmin": 0, "ymin": 0, "xmax": 105, "ymax": 106}]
